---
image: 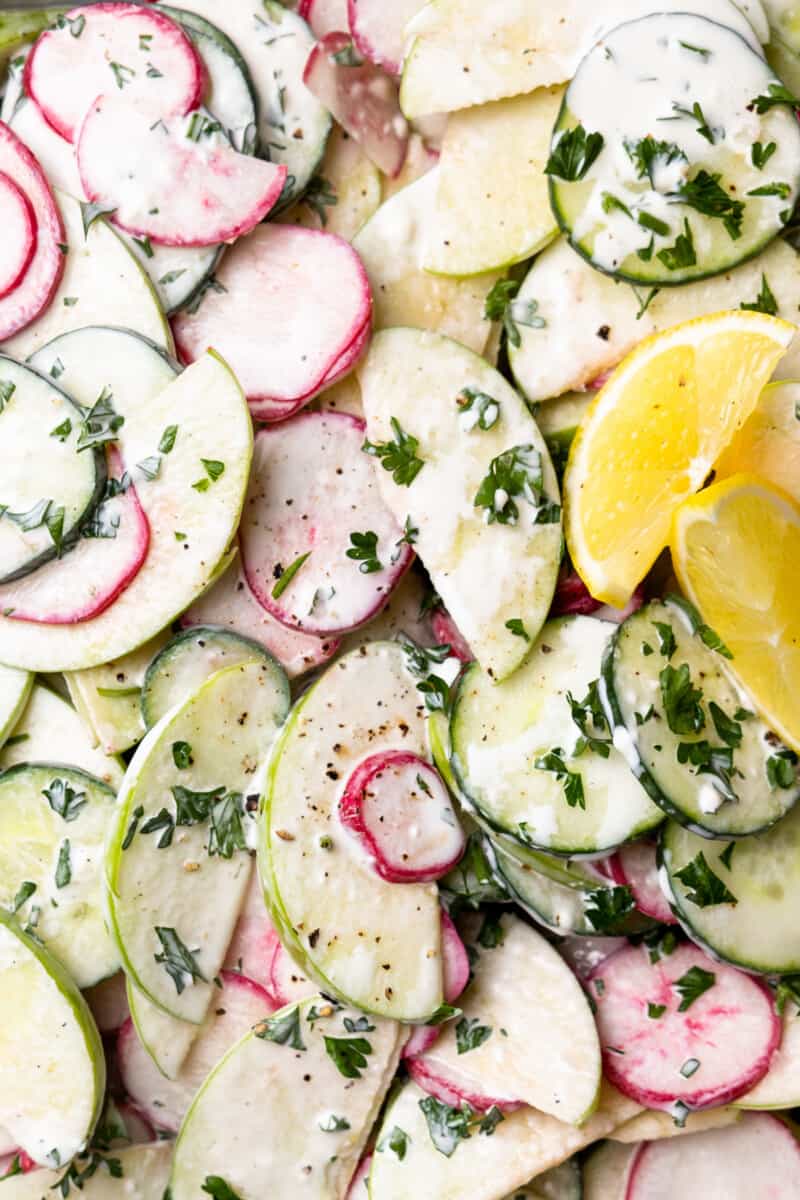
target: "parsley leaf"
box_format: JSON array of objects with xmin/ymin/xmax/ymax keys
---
[
  {"xmin": 657, "ymin": 219, "xmax": 696, "ymax": 271},
  {"xmin": 456, "ymin": 1016, "xmax": 492, "ymax": 1054},
  {"xmin": 474, "ymin": 444, "xmax": 548, "ymax": 525},
  {"xmin": 362, "ymin": 418, "xmax": 424, "ymax": 486},
  {"xmin": 740, "ymin": 272, "xmax": 778, "ymax": 315},
  {"xmin": 674, "ymin": 851, "xmax": 738, "ymax": 906},
  {"xmin": 172, "ymin": 741, "xmax": 193, "ymax": 769},
  {"xmin": 378, "ymin": 1126, "xmax": 409, "ymax": 1160},
  {"xmin": 55, "ymin": 839, "xmax": 72, "ymax": 888},
  {"xmin": 673, "ymin": 964, "xmax": 716, "ymax": 1011},
  {"xmin": 672, "ymin": 170, "xmax": 744, "ymax": 240},
  {"xmin": 418, "ymin": 1097, "xmax": 473, "ymax": 1157},
  {"xmin": 202, "ymin": 1177, "xmax": 242, "ymax": 1200},
  {"xmin": 457, "ymin": 388, "xmax": 501, "ymax": 431},
  {"xmin": 585, "ymin": 885, "xmax": 635, "ymax": 933},
  {"xmin": 767, "ymin": 750, "xmax": 797, "ymax": 790},
  {"xmin": 77, "ymin": 387, "xmax": 124, "ymax": 451},
  {"xmin": 12, "ymin": 880, "xmax": 36, "ymax": 912},
  {"xmin": 672, "ymin": 100, "xmax": 715, "ymax": 143},
  {"xmin": 323, "ymin": 1034, "xmax": 373, "ymax": 1078},
  {"xmin": 346, "ymin": 530, "xmax": 382, "ymax": 574},
  {"xmin": 545, "ymin": 124, "xmax": 604, "ymax": 181},
  {"xmin": 271, "ymin": 551, "xmax": 311, "ymax": 600},
  {"xmin": 567, "ymin": 679, "xmax": 611, "ymax": 758},
  {"xmin": 750, "ymin": 82, "xmax": 800, "ymax": 113},
  {"xmin": 504, "ymin": 618, "xmax": 529, "ymax": 640},
  {"xmin": 660, "ymin": 663, "xmax": 705, "ymax": 735},
  {"xmin": 751, "ymin": 141, "xmax": 777, "ymax": 170},
  {"xmin": 153, "ymin": 926, "xmax": 206, "ymax": 994},
  {"xmin": 303, "ymin": 175, "xmax": 338, "ymax": 224},
  {"xmin": 535, "ymin": 749, "xmax": 585, "ymax": 808},
  {"xmin": 43, "ymin": 778, "xmax": 87, "ymax": 822},
  {"xmin": 254, "ymin": 1007, "xmax": 306, "ymax": 1050}
]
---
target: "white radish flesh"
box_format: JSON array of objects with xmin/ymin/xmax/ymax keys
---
[
  {"xmin": 430, "ymin": 608, "xmax": 473, "ymax": 663},
  {"xmin": 268, "ymin": 940, "xmax": 317, "ymax": 1006},
  {"xmin": 240, "ymin": 413, "xmax": 412, "ymax": 636},
  {"xmin": 172, "ymin": 223, "xmax": 371, "ymax": 412},
  {"xmin": 223, "ymin": 869, "xmax": 280, "ymax": 1000},
  {"xmin": 0, "ymin": 171, "xmax": 35, "ymax": 299},
  {"xmin": 77, "ymin": 96, "xmax": 286, "ymax": 247},
  {"xmin": 609, "ymin": 840, "xmax": 677, "ymax": 926},
  {"xmin": 298, "ymin": 0, "xmax": 349, "ymax": 36},
  {"xmin": 339, "ymin": 751, "xmax": 465, "ymax": 883},
  {"xmin": 303, "ymin": 33, "xmax": 408, "ymax": 176},
  {"xmin": 591, "ymin": 942, "xmax": 780, "ymax": 1110},
  {"xmin": 25, "ymin": 2, "xmax": 204, "ymax": 143},
  {"xmin": 403, "ymin": 909, "xmax": 468, "ymax": 1058},
  {"xmin": 406, "ymin": 1052, "xmax": 524, "ymax": 1114}
]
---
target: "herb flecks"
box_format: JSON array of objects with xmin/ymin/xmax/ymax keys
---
[
  {"xmin": 545, "ymin": 124, "xmax": 604, "ymax": 181},
  {"xmin": 362, "ymin": 418, "xmax": 424, "ymax": 486}
]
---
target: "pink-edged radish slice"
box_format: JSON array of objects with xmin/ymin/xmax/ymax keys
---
[
  {"xmin": 84, "ymin": 971, "xmax": 130, "ymax": 1034},
  {"xmin": 117, "ymin": 971, "xmax": 275, "ymax": 1133},
  {"xmin": 223, "ymin": 869, "xmax": 280, "ymax": 1001},
  {"xmin": 299, "ymin": 0, "xmax": 350, "ymax": 36},
  {"xmin": 590, "ymin": 942, "xmax": 779, "ymax": 1112},
  {"xmin": 430, "ymin": 608, "xmax": 473, "ymax": 663},
  {"xmin": 116, "ymin": 1101, "xmax": 156, "ymax": 1146},
  {"xmin": 608, "ymin": 840, "xmax": 677, "ymax": 926},
  {"xmin": 25, "ymin": 3, "xmax": 204, "ymax": 143},
  {"xmin": 339, "ymin": 751, "xmax": 465, "ymax": 884},
  {"xmin": 303, "ymin": 33, "xmax": 408, "ymax": 177},
  {"xmin": 77, "ymin": 95, "xmax": 286, "ymax": 247},
  {"xmin": 345, "ymin": 1153, "xmax": 372, "ymax": 1199},
  {"xmin": 0, "ymin": 1150, "xmax": 35, "ymax": 1178},
  {"xmin": 348, "ymin": 0, "xmax": 425, "ymax": 76},
  {"xmin": 550, "ymin": 569, "xmax": 604, "ymax": 618},
  {"xmin": 406, "ymin": 1053, "xmax": 524, "ymax": 1114},
  {"xmin": 403, "ymin": 910, "xmax": 469, "ymax": 1059},
  {"xmin": 594, "ymin": 587, "xmax": 645, "ymax": 625},
  {"xmin": 240, "ymin": 412, "xmax": 412, "ymax": 636},
  {"xmin": 625, "ymin": 1112, "xmax": 800, "ymax": 1200},
  {"xmin": 172, "ymin": 223, "xmax": 371, "ymax": 409},
  {"xmin": 402, "ymin": 1024, "xmax": 439, "ymax": 1059},
  {"xmin": 0, "ymin": 171, "xmax": 36, "ymax": 299},
  {"xmin": 181, "ymin": 558, "xmax": 340, "ymax": 680},
  {"xmin": 268, "ymin": 940, "xmax": 318, "ymax": 1006},
  {"xmin": 0, "ymin": 453, "xmax": 150, "ymax": 624},
  {"xmin": 0, "ymin": 121, "xmax": 65, "ymax": 340}
]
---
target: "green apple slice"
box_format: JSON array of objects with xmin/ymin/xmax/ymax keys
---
[
  {"xmin": 65, "ymin": 634, "xmax": 170, "ymax": 757},
  {"xmin": 352, "ymin": 172, "xmax": 499, "ymax": 356},
  {"xmin": 583, "ymin": 1141, "xmax": 638, "ymax": 1200},
  {"xmin": 107, "ymin": 660, "xmax": 290, "ymax": 1023},
  {"xmin": 169, "ymin": 996, "xmax": 402, "ymax": 1200},
  {"xmin": 0, "ymin": 666, "xmax": 32, "ymax": 752},
  {"xmin": 0, "ymin": 9, "xmax": 64, "ymax": 70},
  {"xmin": 2, "ymin": 192, "xmax": 170, "ymax": 360},
  {"xmin": 261, "ymin": 641, "xmax": 444, "ymax": 1021},
  {"xmin": 359, "ymin": 328, "xmax": 561, "ymax": 681},
  {"xmin": 3, "ymin": 1143, "xmax": 172, "ymax": 1200},
  {"xmin": 736, "ymin": 1002, "xmax": 800, "ymax": 1109},
  {"xmin": 0, "ymin": 764, "xmax": 118, "ymax": 987},
  {"xmin": 0, "ymin": 331, "xmax": 251, "ymax": 671},
  {"xmin": 368, "ymin": 1080, "xmax": 639, "ymax": 1200},
  {"xmin": 0, "ymin": 683, "xmax": 123, "ymax": 788},
  {"xmin": 422, "ymin": 88, "xmax": 562, "ymax": 277},
  {"xmin": 127, "ymin": 977, "xmax": 201, "ymax": 1082},
  {"xmin": 420, "ymin": 914, "xmax": 601, "ymax": 1124},
  {"xmin": 0, "ymin": 910, "xmax": 104, "ymax": 1166}
]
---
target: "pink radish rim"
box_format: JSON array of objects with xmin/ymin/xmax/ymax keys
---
[{"xmin": 0, "ymin": 171, "xmax": 37, "ymax": 299}]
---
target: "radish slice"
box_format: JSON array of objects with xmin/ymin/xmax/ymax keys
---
[
  {"xmin": 0, "ymin": 121, "xmax": 65, "ymax": 340},
  {"xmin": 223, "ymin": 870, "xmax": 280, "ymax": 1000},
  {"xmin": 0, "ymin": 452, "xmax": 150, "ymax": 624},
  {"xmin": 172, "ymin": 223, "xmax": 371, "ymax": 411},
  {"xmin": 345, "ymin": 1154, "xmax": 372, "ymax": 1200},
  {"xmin": 402, "ymin": 1024, "xmax": 439, "ymax": 1059},
  {"xmin": 303, "ymin": 34, "xmax": 408, "ymax": 177},
  {"xmin": 299, "ymin": 0, "xmax": 350, "ymax": 36},
  {"xmin": 625, "ymin": 1112, "xmax": 800, "ymax": 1199},
  {"xmin": 590, "ymin": 942, "xmax": 779, "ymax": 1112},
  {"xmin": 0, "ymin": 171, "xmax": 35, "ymax": 299},
  {"xmin": 550, "ymin": 569, "xmax": 603, "ymax": 617},
  {"xmin": 406, "ymin": 1053, "xmax": 524, "ymax": 1114},
  {"xmin": 0, "ymin": 1150, "xmax": 35, "ymax": 1178},
  {"xmin": 240, "ymin": 413, "xmax": 412, "ymax": 636},
  {"xmin": 117, "ymin": 971, "xmax": 275, "ymax": 1133},
  {"xmin": 348, "ymin": 0, "xmax": 425, "ymax": 75},
  {"xmin": 430, "ymin": 609, "xmax": 473, "ymax": 663},
  {"xmin": 339, "ymin": 751, "xmax": 465, "ymax": 884},
  {"xmin": 609, "ymin": 840, "xmax": 677, "ymax": 926},
  {"xmin": 181, "ymin": 559, "xmax": 340, "ymax": 679},
  {"xmin": 77, "ymin": 95, "xmax": 286, "ymax": 247},
  {"xmin": 116, "ymin": 1102, "xmax": 156, "ymax": 1146},
  {"xmin": 268, "ymin": 940, "xmax": 317, "ymax": 1006},
  {"xmin": 25, "ymin": 3, "xmax": 204, "ymax": 143},
  {"xmin": 441, "ymin": 910, "xmax": 469, "ymax": 1003}
]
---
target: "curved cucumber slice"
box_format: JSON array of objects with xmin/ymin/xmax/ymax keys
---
[
  {"xmin": 662, "ymin": 807, "xmax": 800, "ymax": 972},
  {"xmin": 0, "ymin": 910, "xmax": 104, "ymax": 1166},
  {"xmin": 549, "ymin": 14, "xmax": 800, "ymax": 286},
  {"xmin": 0, "ymin": 682, "xmax": 123, "ymax": 788},
  {"xmin": 107, "ymin": 660, "xmax": 290, "ymax": 1022},
  {"xmin": 359, "ymin": 329, "xmax": 561, "ymax": 682},
  {"xmin": 0, "ymin": 357, "xmax": 104, "ymax": 583},
  {"xmin": 0, "ymin": 764, "xmax": 118, "ymax": 987},
  {"xmin": 141, "ymin": 625, "xmax": 281, "ymax": 729},
  {"xmin": 261, "ymin": 641, "xmax": 444, "ymax": 1021},
  {"xmin": 5, "ymin": 1143, "xmax": 172, "ymax": 1200},
  {"xmin": 450, "ymin": 617, "xmax": 662, "ymax": 856},
  {"xmin": 169, "ymin": 995, "xmax": 402, "ymax": 1200},
  {"xmin": 603, "ymin": 597, "xmax": 800, "ymax": 835},
  {"xmin": 0, "ymin": 665, "xmax": 32, "ymax": 752}
]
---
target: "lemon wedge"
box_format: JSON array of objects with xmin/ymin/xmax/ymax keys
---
[
  {"xmin": 563, "ymin": 311, "xmax": 794, "ymax": 606},
  {"xmin": 715, "ymin": 379, "xmax": 800, "ymax": 504}
]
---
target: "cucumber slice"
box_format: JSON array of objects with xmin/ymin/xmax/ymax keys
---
[
  {"xmin": 352, "ymin": 172, "xmax": 500, "ymax": 356},
  {"xmin": 421, "ymin": 86, "xmax": 563, "ymax": 277},
  {"xmin": 106, "ymin": 660, "xmax": 290, "ymax": 1023},
  {"xmin": 662, "ymin": 807, "xmax": 800, "ymax": 972},
  {"xmin": 65, "ymin": 634, "xmax": 170, "ymax": 756},
  {"xmin": 2, "ymin": 192, "xmax": 171, "ymax": 362},
  {"xmin": 126, "ymin": 978, "xmax": 199, "ymax": 1083},
  {"xmin": 0, "ymin": 331, "xmax": 251, "ymax": 672},
  {"xmin": 549, "ymin": 14, "xmax": 800, "ymax": 286},
  {"xmin": 583, "ymin": 1141, "xmax": 636, "ymax": 1200},
  {"xmin": 261, "ymin": 642, "xmax": 444, "ymax": 1021},
  {"xmin": 420, "ymin": 913, "xmax": 601, "ymax": 1124},
  {"xmin": 0, "ymin": 683, "xmax": 123, "ymax": 788},
  {"xmin": 4, "ymin": 1143, "xmax": 172, "ymax": 1200},
  {"xmin": 359, "ymin": 328, "xmax": 561, "ymax": 681},
  {"xmin": 0, "ymin": 665, "xmax": 32, "ymax": 752},
  {"xmin": 0, "ymin": 358, "xmax": 104, "ymax": 583},
  {"xmin": 488, "ymin": 829, "xmax": 610, "ymax": 892},
  {"xmin": 766, "ymin": 35, "xmax": 800, "ymax": 94},
  {"xmin": 141, "ymin": 626, "xmax": 280, "ymax": 729},
  {"xmin": 368, "ymin": 1079, "xmax": 639, "ymax": 1200},
  {"xmin": 170, "ymin": 0, "xmax": 331, "ymax": 207},
  {"xmin": 0, "ymin": 764, "xmax": 118, "ymax": 987},
  {"xmin": 509, "ymin": 236, "xmax": 800, "ymax": 404},
  {"xmin": 168, "ymin": 996, "xmax": 403, "ymax": 1200},
  {"xmin": 451, "ymin": 617, "xmax": 663, "ymax": 856},
  {"xmin": 0, "ymin": 910, "xmax": 104, "ymax": 1166},
  {"xmin": 603, "ymin": 597, "xmax": 800, "ymax": 835}
]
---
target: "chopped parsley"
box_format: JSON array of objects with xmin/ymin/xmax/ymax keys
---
[
  {"xmin": 12, "ymin": 880, "xmax": 36, "ymax": 913},
  {"xmin": 109, "ymin": 61, "xmax": 135, "ymax": 89},
  {"xmin": 674, "ymin": 964, "xmax": 716, "ymax": 1011},
  {"xmin": 346, "ymin": 530, "xmax": 382, "ymax": 574},
  {"xmin": 362, "ymin": 418, "xmax": 424, "ymax": 486},
  {"xmin": 55, "ymin": 839, "xmax": 72, "ymax": 888},
  {"xmin": 483, "ymin": 279, "xmax": 545, "ymax": 347},
  {"xmin": 767, "ymin": 750, "xmax": 797, "ymax": 790},
  {"xmin": 660, "ymin": 663, "xmax": 705, "ymax": 735},
  {"xmin": 455, "ymin": 1016, "xmax": 492, "ymax": 1054},
  {"xmin": 750, "ymin": 82, "xmax": 800, "ymax": 114},
  {"xmin": 535, "ymin": 749, "xmax": 585, "ymax": 809},
  {"xmin": 672, "ymin": 170, "xmax": 744, "ymax": 240},
  {"xmin": 303, "ymin": 175, "xmax": 338, "ymax": 225},
  {"xmin": 505, "ymin": 618, "xmax": 529, "ymax": 640},
  {"xmin": 323, "ymin": 1034, "xmax": 373, "ymax": 1078},
  {"xmin": 625, "ymin": 137, "xmax": 687, "ymax": 187},
  {"xmin": 77, "ymin": 387, "xmax": 124, "ymax": 451},
  {"xmin": 657, "ymin": 219, "xmax": 697, "ymax": 271},
  {"xmin": 673, "ymin": 851, "xmax": 738, "ymax": 906},
  {"xmin": 741, "ymin": 272, "xmax": 778, "ymax": 315},
  {"xmin": 43, "ymin": 778, "xmax": 87, "ymax": 822},
  {"xmin": 647, "ymin": 1003, "xmax": 667, "ymax": 1019},
  {"xmin": 474, "ymin": 444, "xmax": 550, "ymax": 525},
  {"xmin": 254, "ymin": 1007, "xmax": 306, "ymax": 1050},
  {"xmin": 545, "ymin": 124, "xmax": 604, "ymax": 181},
  {"xmin": 201, "ymin": 1178, "xmax": 243, "ymax": 1200},
  {"xmin": 751, "ymin": 141, "xmax": 777, "ymax": 170},
  {"xmin": 672, "ymin": 100, "xmax": 715, "ymax": 143},
  {"xmin": 171, "ymin": 741, "xmax": 194, "ymax": 769},
  {"xmin": 456, "ymin": 387, "xmax": 501, "ymax": 431},
  {"xmin": 271, "ymin": 551, "xmax": 311, "ymax": 599},
  {"xmin": 377, "ymin": 1126, "xmax": 409, "ymax": 1160},
  {"xmin": 585, "ymin": 885, "xmax": 635, "ymax": 933},
  {"xmin": 153, "ymin": 926, "xmax": 206, "ymax": 994}
]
